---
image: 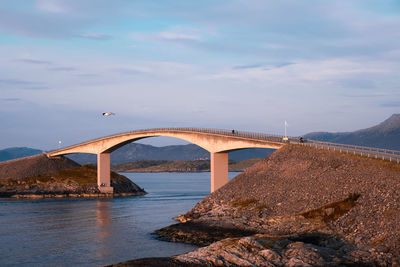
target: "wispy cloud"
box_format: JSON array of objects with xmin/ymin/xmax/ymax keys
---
[
  {"xmin": 24, "ymin": 86, "xmax": 50, "ymax": 90},
  {"xmin": 0, "ymin": 79, "xmax": 48, "ymax": 90},
  {"xmin": 0, "ymin": 79, "xmax": 33, "ymax": 85},
  {"xmin": 48, "ymin": 67, "xmax": 77, "ymax": 72},
  {"xmin": 233, "ymin": 64, "xmax": 263, "ymax": 70},
  {"xmin": 79, "ymin": 33, "xmax": 114, "ymax": 40},
  {"xmin": 233, "ymin": 62, "xmax": 294, "ymax": 70},
  {"xmin": 0, "ymin": 98, "xmax": 21, "ymax": 102},
  {"xmin": 113, "ymin": 68, "xmax": 145, "ymax": 75},
  {"xmin": 15, "ymin": 58, "xmax": 53, "ymax": 65},
  {"xmin": 381, "ymin": 101, "xmax": 400, "ymax": 107},
  {"xmin": 36, "ymin": 0, "xmax": 69, "ymax": 14},
  {"xmin": 74, "ymin": 73, "xmax": 101, "ymax": 78}
]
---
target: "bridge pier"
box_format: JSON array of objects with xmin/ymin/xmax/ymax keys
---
[
  {"xmin": 97, "ymin": 153, "xmax": 113, "ymax": 193},
  {"xmin": 210, "ymin": 152, "xmax": 228, "ymax": 192}
]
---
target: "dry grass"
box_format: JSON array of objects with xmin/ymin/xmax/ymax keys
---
[
  {"xmin": 300, "ymin": 193, "xmax": 360, "ymax": 222},
  {"xmin": 230, "ymin": 198, "xmax": 258, "ymax": 208},
  {"xmin": 220, "ymin": 238, "xmax": 240, "ymax": 247},
  {"xmin": 370, "ymin": 236, "xmax": 386, "ymax": 244}
]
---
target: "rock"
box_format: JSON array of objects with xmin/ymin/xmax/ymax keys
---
[
  {"xmin": 154, "ymin": 145, "xmax": 400, "ymax": 265},
  {"xmin": 174, "ymin": 234, "xmax": 396, "ymax": 266}
]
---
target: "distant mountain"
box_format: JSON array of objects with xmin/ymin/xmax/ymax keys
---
[
  {"xmin": 67, "ymin": 143, "xmax": 275, "ymax": 164},
  {"xmin": 0, "ymin": 143, "xmax": 274, "ymax": 164},
  {"xmin": 0, "ymin": 147, "xmax": 42, "ymax": 162},
  {"xmin": 304, "ymin": 114, "xmax": 400, "ymax": 150}
]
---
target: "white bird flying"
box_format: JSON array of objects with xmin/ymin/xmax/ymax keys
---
[{"xmin": 102, "ymin": 112, "xmax": 115, "ymax": 116}]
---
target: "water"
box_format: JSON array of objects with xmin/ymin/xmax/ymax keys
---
[{"xmin": 0, "ymin": 172, "xmax": 240, "ymax": 266}]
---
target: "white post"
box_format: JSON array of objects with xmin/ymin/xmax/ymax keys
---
[{"xmin": 284, "ymin": 120, "xmax": 288, "ymax": 138}]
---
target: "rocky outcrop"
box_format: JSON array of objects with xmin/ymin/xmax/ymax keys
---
[
  {"xmin": 155, "ymin": 144, "xmax": 400, "ymax": 264},
  {"xmin": 174, "ymin": 234, "xmax": 398, "ymax": 266},
  {"xmin": 0, "ymin": 155, "xmax": 146, "ymax": 198}
]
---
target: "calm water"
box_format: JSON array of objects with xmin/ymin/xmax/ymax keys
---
[{"xmin": 0, "ymin": 172, "xmax": 239, "ymax": 267}]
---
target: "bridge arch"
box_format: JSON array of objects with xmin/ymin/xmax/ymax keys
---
[{"xmin": 47, "ymin": 128, "xmax": 286, "ymax": 193}]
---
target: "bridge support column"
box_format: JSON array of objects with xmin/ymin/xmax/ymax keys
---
[
  {"xmin": 210, "ymin": 152, "xmax": 228, "ymax": 192},
  {"xmin": 97, "ymin": 153, "xmax": 113, "ymax": 193}
]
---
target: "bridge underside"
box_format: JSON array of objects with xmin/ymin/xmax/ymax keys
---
[{"xmin": 47, "ymin": 129, "xmax": 284, "ymax": 193}]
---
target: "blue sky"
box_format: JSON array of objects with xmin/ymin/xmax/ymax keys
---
[{"xmin": 0, "ymin": 0, "xmax": 399, "ymax": 150}]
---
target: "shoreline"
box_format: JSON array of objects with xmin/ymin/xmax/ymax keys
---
[{"xmin": 0, "ymin": 191, "xmax": 146, "ymax": 199}]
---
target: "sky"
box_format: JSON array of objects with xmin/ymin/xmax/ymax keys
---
[{"xmin": 0, "ymin": 0, "xmax": 399, "ymax": 150}]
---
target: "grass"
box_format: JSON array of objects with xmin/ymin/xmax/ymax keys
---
[
  {"xmin": 230, "ymin": 198, "xmax": 258, "ymax": 208},
  {"xmin": 370, "ymin": 236, "xmax": 386, "ymax": 244},
  {"xmin": 300, "ymin": 193, "xmax": 360, "ymax": 222}
]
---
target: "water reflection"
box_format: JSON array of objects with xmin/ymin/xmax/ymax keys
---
[{"xmin": 95, "ymin": 199, "xmax": 112, "ymax": 260}]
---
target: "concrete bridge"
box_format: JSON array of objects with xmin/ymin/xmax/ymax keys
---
[{"xmin": 47, "ymin": 128, "xmax": 287, "ymax": 193}]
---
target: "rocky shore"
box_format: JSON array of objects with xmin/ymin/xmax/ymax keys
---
[
  {"xmin": 0, "ymin": 154, "xmax": 146, "ymax": 198},
  {"xmin": 145, "ymin": 145, "xmax": 400, "ymax": 266}
]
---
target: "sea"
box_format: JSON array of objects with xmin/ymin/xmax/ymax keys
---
[{"xmin": 0, "ymin": 172, "xmax": 240, "ymax": 267}]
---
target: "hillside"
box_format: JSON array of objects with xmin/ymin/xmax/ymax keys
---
[
  {"xmin": 305, "ymin": 113, "xmax": 400, "ymax": 149},
  {"xmin": 0, "ymin": 147, "xmax": 42, "ymax": 161},
  {"xmin": 155, "ymin": 144, "xmax": 400, "ymax": 265},
  {"xmin": 0, "ymin": 154, "xmax": 79, "ymax": 180}
]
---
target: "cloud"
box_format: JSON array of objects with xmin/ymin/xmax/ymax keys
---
[
  {"xmin": 24, "ymin": 86, "xmax": 50, "ymax": 90},
  {"xmin": 74, "ymin": 73, "xmax": 101, "ymax": 77},
  {"xmin": 233, "ymin": 64, "xmax": 263, "ymax": 70},
  {"xmin": 342, "ymin": 93, "xmax": 386, "ymax": 98},
  {"xmin": 79, "ymin": 33, "xmax": 114, "ymax": 40},
  {"xmin": 0, "ymin": 98, "xmax": 21, "ymax": 102},
  {"xmin": 48, "ymin": 67, "xmax": 77, "ymax": 72},
  {"xmin": 131, "ymin": 25, "xmax": 212, "ymax": 49},
  {"xmin": 335, "ymin": 77, "xmax": 377, "ymax": 90},
  {"xmin": 0, "ymin": 79, "xmax": 48, "ymax": 90},
  {"xmin": 158, "ymin": 26, "xmax": 203, "ymax": 41},
  {"xmin": 233, "ymin": 62, "xmax": 294, "ymax": 70},
  {"xmin": 113, "ymin": 68, "xmax": 146, "ymax": 75},
  {"xmin": 36, "ymin": 0, "xmax": 69, "ymax": 14},
  {"xmin": 381, "ymin": 101, "xmax": 400, "ymax": 107},
  {"xmin": 0, "ymin": 79, "xmax": 33, "ymax": 85},
  {"xmin": 16, "ymin": 58, "xmax": 53, "ymax": 65}
]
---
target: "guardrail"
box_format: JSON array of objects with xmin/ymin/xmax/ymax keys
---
[
  {"xmin": 297, "ymin": 139, "xmax": 400, "ymax": 163},
  {"xmin": 47, "ymin": 127, "xmax": 400, "ymax": 163}
]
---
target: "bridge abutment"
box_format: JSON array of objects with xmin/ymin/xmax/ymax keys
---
[
  {"xmin": 211, "ymin": 152, "xmax": 228, "ymax": 192},
  {"xmin": 97, "ymin": 153, "xmax": 113, "ymax": 193}
]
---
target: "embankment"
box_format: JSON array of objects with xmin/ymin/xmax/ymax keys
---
[{"xmin": 152, "ymin": 144, "xmax": 400, "ymax": 266}]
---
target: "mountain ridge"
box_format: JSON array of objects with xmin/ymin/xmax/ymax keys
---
[{"xmin": 304, "ymin": 114, "xmax": 400, "ymax": 150}]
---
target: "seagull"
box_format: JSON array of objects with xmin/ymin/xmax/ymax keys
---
[{"xmin": 102, "ymin": 112, "xmax": 115, "ymax": 116}]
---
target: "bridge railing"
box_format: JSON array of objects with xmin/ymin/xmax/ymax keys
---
[
  {"xmin": 297, "ymin": 139, "xmax": 400, "ymax": 163},
  {"xmin": 92, "ymin": 127, "xmax": 287, "ymax": 144}
]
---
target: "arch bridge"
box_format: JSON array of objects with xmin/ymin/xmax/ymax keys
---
[{"xmin": 47, "ymin": 128, "xmax": 288, "ymax": 193}]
